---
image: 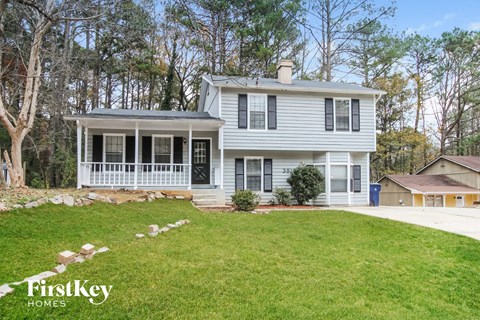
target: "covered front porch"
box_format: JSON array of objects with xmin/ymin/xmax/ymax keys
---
[{"xmin": 65, "ymin": 109, "xmax": 225, "ymax": 190}]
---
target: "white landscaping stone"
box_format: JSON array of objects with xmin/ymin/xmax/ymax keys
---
[
  {"xmin": 167, "ymin": 223, "xmax": 177, "ymax": 228},
  {"xmin": 184, "ymin": 219, "xmax": 191, "ymax": 224},
  {"xmin": 176, "ymin": 195, "xmax": 185, "ymax": 200},
  {"xmin": 175, "ymin": 221, "xmax": 183, "ymax": 227},
  {"xmin": 82, "ymin": 198, "xmax": 94, "ymax": 206},
  {"xmin": 25, "ymin": 201, "xmax": 39, "ymax": 209},
  {"xmin": 57, "ymin": 250, "xmax": 77, "ymax": 265},
  {"xmin": 50, "ymin": 195, "xmax": 63, "ymax": 205},
  {"xmin": 0, "ymin": 203, "xmax": 7, "ymax": 211},
  {"xmin": 24, "ymin": 271, "xmax": 57, "ymax": 283},
  {"xmin": 148, "ymin": 232, "xmax": 158, "ymax": 237},
  {"xmin": 159, "ymin": 227, "xmax": 170, "ymax": 233},
  {"xmin": 80, "ymin": 243, "xmax": 95, "ymax": 255},
  {"xmin": 135, "ymin": 233, "xmax": 145, "ymax": 239},
  {"xmin": 148, "ymin": 225, "xmax": 159, "ymax": 233},
  {"xmin": 0, "ymin": 284, "xmax": 14, "ymax": 298},
  {"xmin": 37, "ymin": 197, "xmax": 48, "ymax": 205},
  {"xmin": 154, "ymin": 192, "xmax": 165, "ymax": 199},
  {"xmin": 63, "ymin": 195, "xmax": 75, "ymax": 207},
  {"xmin": 52, "ymin": 264, "xmax": 66, "ymax": 274},
  {"xmin": 74, "ymin": 255, "xmax": 85, "ymax": 263},
  {"xmin": 97, "ymin": 247, "xmax": 109, "ymax": 253},
  {"xmin": 85, "ymin": 252, "xmax": 95, "ymax": 260},
  {"xmin": 12, "ymin": 204, "xmax": 23, "ymax": 209},
  {"xmin": 147, "ymin": 193, "xmax": 156, "ymax": 202},
  {"xmin": 87, "ymin": 192, "xmax": 98, "ymax": 200}
]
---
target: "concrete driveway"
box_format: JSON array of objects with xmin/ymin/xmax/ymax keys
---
[{"xmin": 333, "ymin": 206, "xmax": 480, "ymax": 241}]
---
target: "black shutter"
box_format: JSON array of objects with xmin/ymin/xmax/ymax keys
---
[
  {"xmin": 353, "ymin": 165, "xmax": 361, "ymax": 193},
  {"xmin": 238, "ymin": 94, "xmax": 248, "ymax": 129},
  {"xmin": 173, "ymin": 137, "xmax": 183, "ymax": 171},
  {"xmin": 92, "ymin": 135, "xmax": 103, "ymax": 171},
  {"xmin": 142, "ymin": 136, "xmax": 152, "ymax": 171},
  {"xmin": 267, "ymin": 96, "xmax": 277, "ymax": 129},
  {"xmin": 325, "ymin": 98, "xmax": 334, "ymax": 131},
  {"xmin": 352, "ymin": 99, "xmax": 360, "ymax": 131},
  {"xmin": 235, "ymin": 158, "xmax": 244, "ymax": 190},
  {"xmin": 125, "ymin": 136, "xmax": 135, "ymax": 172},
  {"xmin": 264, "ymin": 159, "xmax": 273, "ymax": 192}
]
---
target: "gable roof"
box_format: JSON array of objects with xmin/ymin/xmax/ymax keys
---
[
  {"xmin": 203, "ymin": 75, "xmax": 386, "ymax": 95},
  {"xmin": 64, "ymin": 108, "xmax": 222, "ymax": 121},
  {"xmin": 417, "ymin": 155, "xmax": 480, "ymax": 174},
  {"xmin": 380, "ymin": 174, "xmax": 480, "ymax": 194}
]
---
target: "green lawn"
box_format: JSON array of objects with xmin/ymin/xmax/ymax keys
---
[{"xmin": 1, "ymin": 200, "xmax": 480, "ymax": 319}]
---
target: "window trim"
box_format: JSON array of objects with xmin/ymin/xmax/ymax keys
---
[
  {"xmin": 151, "ymin": 134, "xmax": 174, "ymax": 164},
  {"xmin": 102, "ymin": 133, "xmax": 126, "ymax": 164},
  {"xmin": 244, "ymin": 156, "xmax": 264, "ymax": 192},
  {"xmin": 330, "ymin": 164, "xmax": 349, "ymax": 193},
  {"xmin": 329, "ymin": 97, "xmax": 352, "ymax": 133},
  {"xmin": 247, "ymin": 93, "xmax": 268, "ymax": 131}
]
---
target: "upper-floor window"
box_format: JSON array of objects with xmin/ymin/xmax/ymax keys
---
[
  {"xmin": 325, "ymin": 98, "xmax": 360, "ymax": 132},
  {"xmin": 238, "ymin": 94, "xmax": 276, "ymax": 130},
  {"xmin": 335, "ymin": 99, "xmax": 350, "ymax": 131},
  {"xmin": 249, "ymin": 94, "xmax": 267, "ymax": 130}
]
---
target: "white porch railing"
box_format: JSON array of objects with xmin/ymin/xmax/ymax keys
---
[{"xmin": 79, "ymin": 162, "xmax": 191, "ymax": 187}]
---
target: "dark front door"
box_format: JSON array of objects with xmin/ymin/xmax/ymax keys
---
[{"xmin": 191, "ymin": 139, "xmax": 210, "ymax": 184}]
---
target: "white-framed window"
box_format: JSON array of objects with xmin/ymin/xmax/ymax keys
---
[
  {"xmin": 103, "ymin": 134, "xmax": 125, "ymax": 163},
  {"xmin": 245, "ymin": 157, "xmax": 263, "ymax": 191},
  {"xmin": 331, "ymin": 165, "xmax": 348, "ymax": 193},
  {"xmin": 248, "ymin": 94, "xmax": 267, "ymax": 130},
  {"xmin": 152, "ymin": 135, "xmax": 173, "ymax": 164},
  {"xmin": 335, "ymin": 99, "xmax": 350, "ymax": 131}
]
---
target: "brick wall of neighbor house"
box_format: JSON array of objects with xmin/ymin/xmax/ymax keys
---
[
  {"xmin": 419, "ymin": 159, "xmax": 480, "ymax": 189},
  {"xmin": 221, "ymin": 88, "xmax": 376, "ymax": 152},
  {"xmin": 379, "ymin": 178, "xmax": 413, "ymax": 206}
]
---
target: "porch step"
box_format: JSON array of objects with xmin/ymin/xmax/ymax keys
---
[
  {"xmin": 193, "ymin": 199, "xmax": 221, "ymax": 206},
  {"xmin": 192, "ymin": 189, "xmax": 225, "ymax": 206}
]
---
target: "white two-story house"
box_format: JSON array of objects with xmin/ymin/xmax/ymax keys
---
[{"xmin": 65, "ymin": 60, "xmax": 384, "ymax": 206}]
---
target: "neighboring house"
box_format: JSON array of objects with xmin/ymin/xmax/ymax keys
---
[
  {"xmin": 65, "ymin": 60, "xmax": 384, "ymax": 206},
  {"xmin": 379, "ymin": 156, "xmax": 480, "ymax": 207}
]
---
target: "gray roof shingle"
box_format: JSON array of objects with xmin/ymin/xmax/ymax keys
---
[
  {"xmin": 65, "ymin": 108, "xmax": 222, "ymax": 121},
  {"xmin": 205, "ymin": 75, "xmax": 385, "ymax": 95}
]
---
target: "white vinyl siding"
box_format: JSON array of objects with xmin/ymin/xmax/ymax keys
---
[{"xmin": 222, "ymin": 88, "xmax": 375, "ymax": 151}]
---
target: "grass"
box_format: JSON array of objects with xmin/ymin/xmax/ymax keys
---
[{"xmin": 1, "ymin": 200, "xmax": 480, "ymax": 319}]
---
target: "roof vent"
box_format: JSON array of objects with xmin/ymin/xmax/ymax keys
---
[{"xmin": 277, "ymin": 59, "xmax": 293, "ymax": 85}]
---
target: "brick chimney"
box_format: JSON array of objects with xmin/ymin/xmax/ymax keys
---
[{"xmin": 277, "ymin": 59, "xmax": 293, "ymax": 84}]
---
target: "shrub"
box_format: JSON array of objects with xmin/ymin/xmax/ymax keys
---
[
  {"xmin": 287, "ymin": 165, "xmax": 324, "ymax": 205},
  {"xmin": 231, "ymin": 189, "xmax": 260, "ymax": 211},
  {"xmin": 272, "ymin": 187, "xmax": 291, "ymax": 206}
]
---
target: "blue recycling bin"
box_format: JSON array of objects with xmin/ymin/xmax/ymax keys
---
[{"xmin": 369, "ymin": 183, "xmax": 382, "ymax": 207}]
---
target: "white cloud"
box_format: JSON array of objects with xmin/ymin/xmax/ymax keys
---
[
  {"xmin": 469, "ymin": 22, "xmax": 480, "ymax": 30},
  {"xmin": 409, "ymin": 12, "xmax": 456, "ymax": 33}
]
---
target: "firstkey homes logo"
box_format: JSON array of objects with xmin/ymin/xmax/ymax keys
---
[{"xmin": 27, "ymin": 279, "xmax": 113, "ymax": 307}]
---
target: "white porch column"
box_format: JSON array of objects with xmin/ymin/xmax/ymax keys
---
[
  {"xmin": 219, "ymin": 126, "xmax": 224, "ymax": 189},
  {"xmin": 188, "ymin": 124, "xmax": 192, "ymax": 190},
  {"xmin": 422, "ymin": 194, "xmax": 426, "ymax": 207},
  {"xmin": 134, "ymin": 122, "xmax": 139, "ymax": 189},
  {"xmin": 347, "ymin": 152, "xmax": 351, "ymax": 206},
  {"xmin": 326, "ymin": 152, "xmax": 331, "ymax": 206},
  {"xmin": 84, "ymin": 127, "xmax": 88, "ymax": 162},
  {"xmin": 442, "ymin": 194, "xmax": 446, "ymax": 207},
  {"xmin": 76, "ymin": 121, "xmax": 82, "ymax": 189}
]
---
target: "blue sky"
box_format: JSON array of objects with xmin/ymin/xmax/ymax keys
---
[{"xmin": 384, "ymin": 0, "xmax": 480, "ymax": 37}]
